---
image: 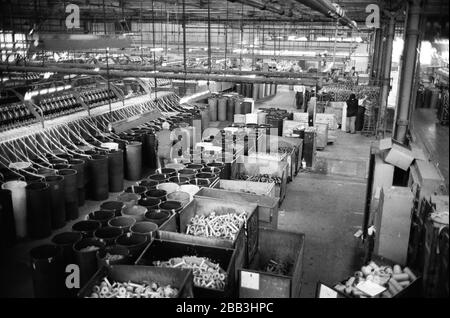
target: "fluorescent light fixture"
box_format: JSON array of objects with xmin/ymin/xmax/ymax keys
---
[
  {"xmin": 94, "ymin": 68, "xmax": 100, "ymax": 72},
  {"xmin": 150, "ymin": 47, "xmax": 164, "ymax": 52},
  {"xmin": 43, "ymin": 72, "xmax": 53, "ymax": 79}
]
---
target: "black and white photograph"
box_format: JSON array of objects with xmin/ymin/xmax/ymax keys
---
[{"xmin": 0, "ymin": 0, "xmax": 448, "ymax": 304}]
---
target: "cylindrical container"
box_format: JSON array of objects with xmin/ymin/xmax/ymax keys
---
[
  {"xmin": 88, "ymin": 155, "xmax": 109, "ymax": 201},
  {"xmin": 94, "ymin": 226, "xmax": 123, "ymax": 246},
  {"xmin": 148, "ymin": 174, "xmax": 168, "ymax": 184},
  {"xmin": 218, "ymin": 97, "xmax": 227, "ymax": 122},
  {"xmin": 37, "ymin": 167, "xmax": 57, "ymax": 177},
  {"xmin": 189, "ymin": 178, "xmax": 211, "ymax": 187},
  {"xmin": 234, "ymin": 99, "xmax": 242, "ymax": 115},
  {"xmin": 165, "ymin": 163, "xmax": 186, "ymax": 172},
  {"xmin": 138, "ymin": 197, "xmax": 161, "ymax": 210},
  {"xmin": 236, "ymin": 83, "xmax": 242, "ymax": 95},
  {"xmin": 53, "ymin": 163, "xmax": 70, "ymax": 170},
  {"xmin": 107, "ymin": 149, "xmax": 124, "ymax": 193},
  {"xmin": 144, "ymin": 210, "xmax": 172, "ymax": 227},
  {"xmin": 159, "ymin": 200, "xmax": 183, "ymax": 214},
  {"xmin": 227, "ymin": 98, "xmax": 235, "ymax": 122},
  {"xmin": 44, "ymin": 175, "xmax": 66, "ymax": 230},
  {"xmin": 51, "ymin": 231, "xmax": 82, "ymax": 266},
  {"xmin": 96, "ymin": 245, "xmax": 131, "ymax": 267},
  {"xmin": 115, "ymin": 232, "xmax": 148, "ymax": 258},
  {"xmin": 159, "ymin": 168, "xmax": 177, "ymax": 178},
  {"xmin": 156, "ymin": 182, "xmax": 180, "ymax": 195},
  {"xmin": 30, "ymin": 244, "xmax": 64, "ymax": 298},
  {"xmin": 257, "ymin": 111, "xmax": 267, "ymax": 125},
  {"xmin": 125, "ymin": 141, "xmax": 143, "ymax": 181},
  {"xmin": 72, "ymin": 220, "xmax": 101, "ymax": 238},
  {"xmin": 208, "ymin": 97, "xmax": 218, "ymax": 121},
  {"xmin": 108, "ymin": 216, "xmax": 136, "ymax": 233},
  {"xmin": 252, "ymin": 84, "xmax": 259, "ymax": 100},
  {"xmin": 168, "ymin": 176, "xmax": 190, "ymax": 185},
  {"xmin": 179, "ymin": 184, "xmax": 200, "ymax": 200},
  {"xmin": 88, "ymin": 210, "xmax": 115, "ymax": 227},
  {"xmin": 178, "ymin": 168, "xmax": 197, "ymax": 179},
  {"xmin": 68, "ymin": 159, "xmax": 85, "ymax": 206},
  {"xmin": 244, "ymin": 102, "xmax": 253, "ymax": 115},
  {"xmin": 116, "ymin": 192, "xmax": 140, "ymax": 208},
  {"xmin": 26, "ymin": 182, "xmax": 52, "ymax": 239},
  {"xmin": 0, "ymin": 188, "xmax": 16, "ymax": 248},
  {"xmin": 265, "ymin": 83, "xmax": 270, "ymax": 96},
  {"xmin": 130, "ymin": 221, "xmax": 158, "ymax": 240},
  {"xmin": 137, "ymin": 179, "xmax": 158, "ymax": 190},
  {"xmin": 201, "ymin": 167, "xmax": 221, "ymax": 176},
  {"xmin": 100, "ymin": 201, "xmax": 125, "ymax": 217},
  {"xmin": 124, "ymin": 186, "xmax": 147, "ymax": 196},
  {"xmin": 2, "ymin": 180, "xmax": 27, "ymax": 238},
  {"xmin": 200, "ymin": 106, "xmax": 210, "ymax": 133},
  {"xmin": 166, "ymin": 191, "xmax": 191, "ymax": 207},
  {"xmin": 185, "ymin": 163, "xmax": 204, "ymax": 172},
  {"xmin": 121, "ymin": 205, "xmax": 148, "ymax": 222},
  {"xmin": 195, "ymin": 172, "xmax": 217, "ymax": 185},
  {"xmin": 58, "ymin": 169, "xmax": 78, "ymax": 221},
  {"xmin": 145, "ymin": 189, "xmax": 167, "ymax": 202},
  {"xmin": 73, "ymin": 238, "xmax": 105, "ymax": 287}
]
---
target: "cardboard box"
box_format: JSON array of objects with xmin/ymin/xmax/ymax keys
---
[
  {"xmin": 374, "ymin": 187, "xmax": 414, "ymax": 265},
  {"xmin": 384, "ymin": 143, "xmax": 415, "ymax": 171},
  {"xmin": 414, "ymin": 160, "xmax": 446, "ymax": 194},
  {"xmin": 315, "ymin": 123, "xmax": 328, "ymax": 149},
  {"xmin": 372, "ymin": 154, "xmax": 394, "ymax": 199}
]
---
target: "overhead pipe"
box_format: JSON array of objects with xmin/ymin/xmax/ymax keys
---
[
  {"xmin": 22, "ymin": 62, "xmax": 321, "ymax": 79},
  {"xmin": 293, "ymin": 0, "xmax": 358, "ymax": 29},
  {"xmin": 0, "ymin": 64, "xmax": 318, "ymax": 86},
  {"xmin": 228, "ymin": 0, "xmax": 286, "ymax": 16}
]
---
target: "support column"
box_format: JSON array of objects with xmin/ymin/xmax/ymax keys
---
[
  {"xmin": 394, "ymin": 0, "xmax": 423, "ymax": 143},
  {"xmin": 377, "ymin": 13, "xmax": 396, "ymax": 137},
  {"xmin": 371, "ymin": 28, "xmax": 383, "ymax": 81},
  {"xmin": 376, "ymin": 24, "xmax": 387, "ymax": 82}
]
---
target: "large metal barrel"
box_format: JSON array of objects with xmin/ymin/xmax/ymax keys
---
[
  {"xmin": 26, "ymin": 182, "xmax": 52, "ymax": 239},
  {"xmin": 208, "ymin": 97, "xmax": 218, "ymax": 121},
  {"xmin": 200, "ymin": 106, "xmax": 210, "ymax": 133},
  {"xmin": 58, "ymin": 169, "xmax": 78, "ymax": 221},
  {"xmin": 0, "ymin": 188, "xmax": 16, "ymax": 248},
  {"xmin": 44, "ymin": 175, "xmax": 66, "ymax": 230},
  {"xmin": 234, "ymin": 99, "xmax": 242, "ymax": 115},
  {"xmin": 125, "ymin": 141, "xmax": 143, "ymax": 181},
  {"xmin": 30, "ymin": 244, "xmax": 64, "ymax": 298},
  {"xmin": 73, "ymin": 238, "xmax": 105, "ymax": 287},
  {"xmin": 252, "ymin": 83, "xmax": 259, "ymax": 100},
  {"xmin": 88, "ymin": 154, "xmax": 109, "ymax": 201},
  {"xmin": 218, "ymin": 97, "xmax": 228, "ymax": 122},
  {"xmin": 1, "ymin": 180, "xmax": 27, "ymax": 238},
  {"xmin": 107, "ymin": 149, "xmax": 124, "ymax": 193},
  {"xmin": 227, "ymin": 97, "xmax": 235, "ymax": 121},
  {"xmin": 67, "ymin": 159, "xmax": 85, "ymax": 206}
]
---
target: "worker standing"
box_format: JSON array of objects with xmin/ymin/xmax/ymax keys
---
[
  {"xmin": 346, "ymin": 94, "xmax": 358, "ymax": 134},
  {"xmin": 156, "ymin": 122, "xmax": 177, "ymax": 169}
]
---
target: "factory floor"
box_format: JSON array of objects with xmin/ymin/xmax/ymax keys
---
[
  {"xmin": 1, "ymin": 86, "xmax": 375, "ymax": 298},
  {"xmin": 256, "ymin": 86, "xmax": 373, "ymax": 297},
  {"xmin": 411, "ymin": 108, "xmax": 449, "ymax": 192}
]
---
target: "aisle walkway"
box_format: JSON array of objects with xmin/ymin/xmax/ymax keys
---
[{"xmin": 256, "ymin": 86, "xmax": 374, "ymax": 298}]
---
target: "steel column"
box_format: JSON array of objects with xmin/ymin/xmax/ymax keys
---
[
  {"xmin": 394, "ymin": 0, "xmax": 422, "ymax": 143},
  {"xmin": 377, "ymin": 13, "xmax": 396, "ymax": 137}
]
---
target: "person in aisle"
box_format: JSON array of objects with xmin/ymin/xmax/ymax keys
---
[
  {"xmin": 155, "ymin": 122, "xmax": 178, "ymax": 169},
  {"xmin": 307, "ymin": 92, "xmax": 317, "ymax": 127},
  {"xmin": 346, "ymin": 93, "xmax": 359, "ymax": 134}
]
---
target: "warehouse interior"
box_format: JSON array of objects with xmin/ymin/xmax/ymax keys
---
[{"xmin": 0, "ymin": 0, "xmax": 448, "ymax": 299}]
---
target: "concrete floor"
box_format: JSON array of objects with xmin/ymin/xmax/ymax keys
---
[
  {"xmin": 1, "ymin": 86, "xmax": 375, "ymax": 298},
  {"xmin": 256, "ymin": 85, "xmax": 373, "ymax": 298}
]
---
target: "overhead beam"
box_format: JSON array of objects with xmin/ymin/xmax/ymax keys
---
[{"xmin": 0, "ymin": 64, "xmax": 319, "ymax": 86}]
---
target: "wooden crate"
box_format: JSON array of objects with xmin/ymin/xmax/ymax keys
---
[
  {"xmin": 211, "ymin": 179, "xmax": 276, "ymax": 198},
  {"xmin": 136, "ymin": 239, "xmax": 237, "ymax": 298},
  {"xmin": 238, "ymin": 228, "xmax": 305, "ymax": 298},
  {"xmin": 78, "ymin": 265, "xmax": 194, "ymax": 298},
  {"xmin": 161, "ymin": 196, "xmax": 258, "ymax": 281},
  {"xmin": 232, "ymin": 156, "xmax": 288, "ymax": 206},
  {"xmin": 315, "ymin": 123, "xmax": 328, "ymax": 150},
  {"xmin": 195, "ymin": 187, "xmax": 279, "ymax": 231}
]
